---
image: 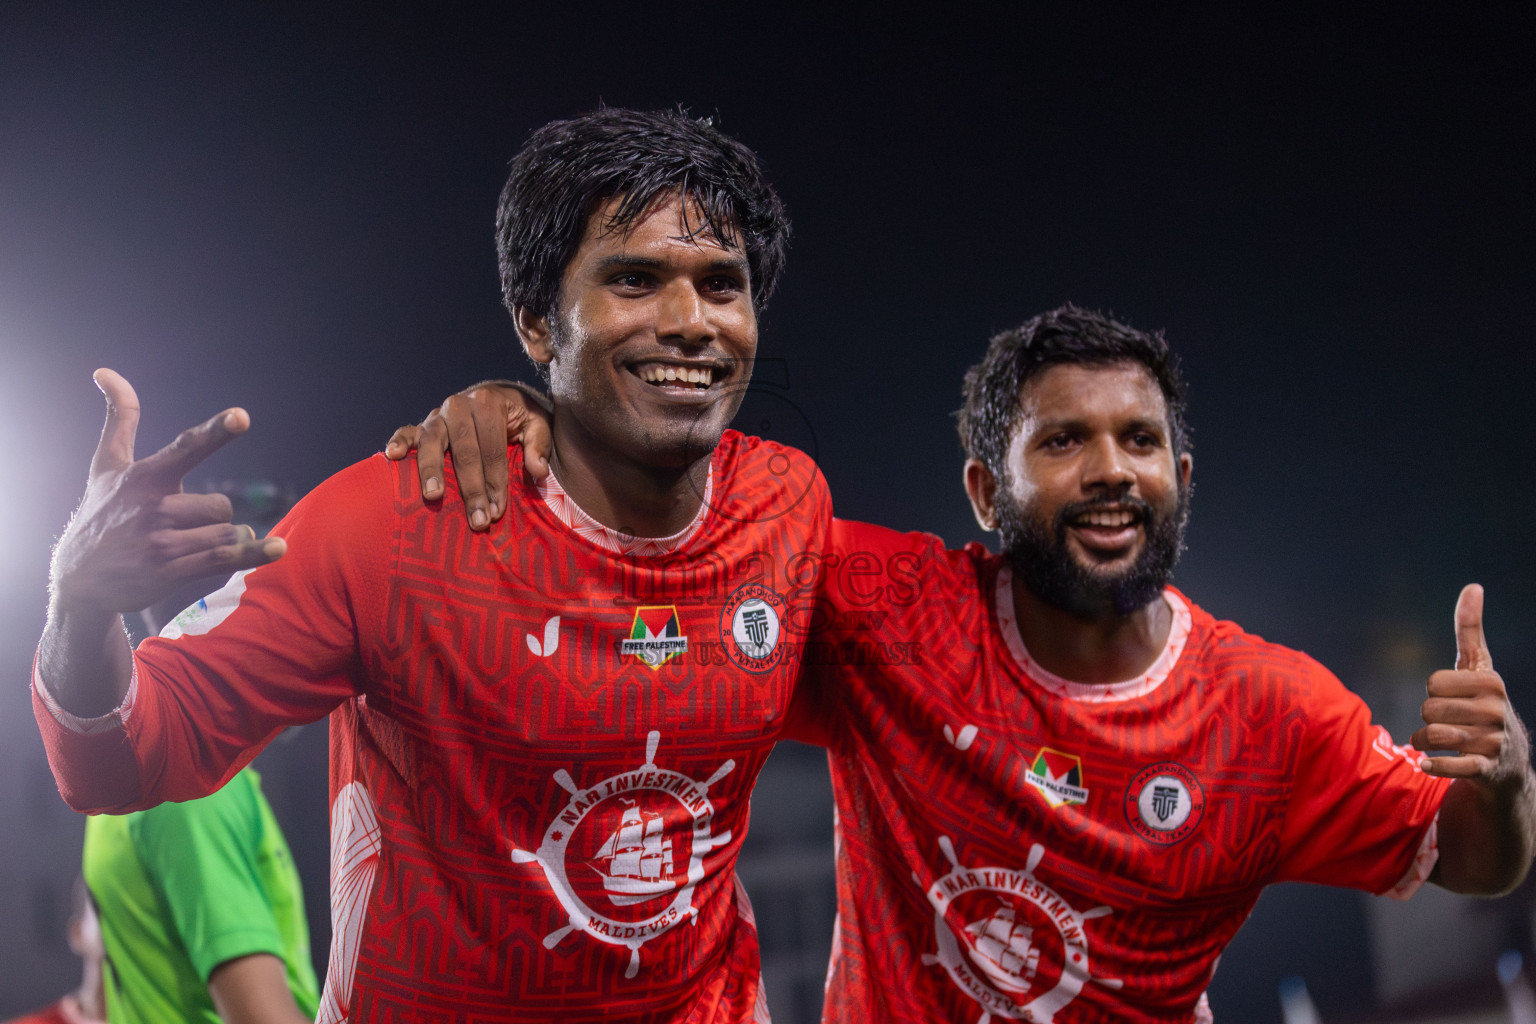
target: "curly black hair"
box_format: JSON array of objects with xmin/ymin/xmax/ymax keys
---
[
  {"xmin": 496, "ymin": 107, "xmax": 790, "ymax": 323},
  {"xmin": 957, "ymin": 304, "xmax": 1191, "ymax": 479}
]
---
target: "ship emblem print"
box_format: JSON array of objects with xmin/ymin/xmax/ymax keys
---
[
  {"xmin": 921, "ymin": 836, "xmax": 1122, "ymax": 1023},
  {"xmin": 594, "ymin": 800, "xmax": 674, "ymax": 904},
  {"xmin": 511, "ymin": 731, "xmax": 735, "ymax": 978}
]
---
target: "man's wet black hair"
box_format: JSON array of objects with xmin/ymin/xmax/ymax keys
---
[
  {"xmin": 496, "ymin": 107, "xmax": 790, "ymax": 322},
  {"xmin": 957, "ymin": 304, "xmax": 1192, "ymax": 479}
]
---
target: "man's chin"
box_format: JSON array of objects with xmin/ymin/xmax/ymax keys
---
[
  {"xmin": 626, "ymin": 420, "xmax": 727, "ymax": 471},
  {"xmin": 1006, "ymin": 544, "xmax": 1169, "ymax": 619},
  {"xmin": 1067, "ymin": 546, "xmax": 1142, "ymax": 578}
]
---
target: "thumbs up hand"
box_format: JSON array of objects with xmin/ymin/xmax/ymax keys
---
[{"xmin": 1411, "ymin": 585, "xmax": 1530, "ymax": 786}]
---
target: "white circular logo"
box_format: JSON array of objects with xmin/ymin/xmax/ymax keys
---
[
  {"xmin": 720, "ymin": 584, "xmax": 787, "ymax": 673},
  {"xmin": 510, "ymin": 731, "xmax": 735, "ymax": 978},
  {"xmin": 1124, "ymin": 762, "xmax": 1205, "ymax": 845},
  {"xmin": 1137, "ymin": 775, "xmax": 1191, "ymax": 831},
  {"xmin": 732, "ymin": 598, "xmax": 780, "ymax": 659}
]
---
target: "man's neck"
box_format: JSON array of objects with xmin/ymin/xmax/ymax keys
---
[
  {"xmin": 69, "ymin": 970, "xmax": 106, "ymax": 1023},
  {"xmin": 1012, "ymin": 577, "xmax": 1172, "ymax": 685},
  {"xmin": 546, "ymin": 416, "xmax": 712, "ymax": 539}
]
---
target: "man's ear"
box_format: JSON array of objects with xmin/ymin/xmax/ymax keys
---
[
  {"xmin": 964, "ymin": 458, "xmax": 1000, "ymax": 532},
  {"xmin": 514, "ymin": 306, "xmax": 555, "ymax": 365},
  {"xmin": 1178, "ymin": 451, "xmax": 1193, "ymax": 491}
]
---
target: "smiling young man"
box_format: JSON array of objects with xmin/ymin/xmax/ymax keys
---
[
  {"xmin": 404, "ymin": 304, "xmax": 1535, "ymax": 1022},
  {"xmin": 33, "ymin": 109, "xmax": 828, "ymax": 1023}
]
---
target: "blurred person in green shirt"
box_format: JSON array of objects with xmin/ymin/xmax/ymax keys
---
[{"xmin": 82, "ymin": 766, "xmax": 318, "ymax": 1024}]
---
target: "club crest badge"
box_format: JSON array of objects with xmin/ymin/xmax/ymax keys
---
[
  {"xmin": 1023, "ymin": 748, "xmax": 1089, "ymax": 809},
  {"xmin": 1124, "ymin": 762, "xmax": 1205, "ymax": 844},
  {"xmin": 720, "ymin": 584, "xmax": 787, "ymax": 673},
  {"xmin": 511, "ymin": 731, "xmax": 735, "ymax": 978},
  {"xmin": 921, "ymin": 837, "xmax": 1121, "ymax": 1022},
  {"xmin": 621, "ymin": 606, "xmax": 688, "ymax": 669}
]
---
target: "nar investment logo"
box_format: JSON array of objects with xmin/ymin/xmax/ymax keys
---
[
  {"xmin": 921, "ymin": 836, "xmax": 1121, "ymax": 1023},
  {"xmin": 511, "ymin": 731, "xmax": 735, "ymax": 978}
]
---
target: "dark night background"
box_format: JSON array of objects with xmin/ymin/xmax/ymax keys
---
[{"xmin": 1, "ymin": 4, "xmax": 1533, "ymax": 1021}]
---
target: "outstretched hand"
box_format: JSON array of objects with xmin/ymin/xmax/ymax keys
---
[
  {"xmin": 1412, "ymin": 584, "xmax": 1531, "ymax": 788},
  {"xmin": 49, "ymin": 369, "xmax": 286, "ymax": 617},
  {"xmin": 384, "ymin": 381, "xmax": 553, "ymax": 532}
]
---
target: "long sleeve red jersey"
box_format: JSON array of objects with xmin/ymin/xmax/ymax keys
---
[{"xmin": 36, "ymin": 431, "xmax": 831, "ymax": 1024}]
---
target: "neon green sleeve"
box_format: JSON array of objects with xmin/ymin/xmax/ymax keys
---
[{"xmin": 128, "ymin": 770, "xmax": 287, "ymax": 983}]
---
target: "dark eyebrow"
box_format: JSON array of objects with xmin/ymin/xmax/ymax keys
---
[
  {"xmin": 1029, "ymin": 416, "xmax": 1169, "ymax": 437},
  {"xmin": 1121, "ymin": 418, "xmax": 1169, "ymax": 436},
  {"xmin": 594, "ymin": 255, "xmax": 665, "ymax": 273}
]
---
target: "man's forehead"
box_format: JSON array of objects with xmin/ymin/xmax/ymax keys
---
[
  {"xmin": 581, "ymin": 192, "xmax": 741, "ymax": 254},
  {"xmin": 1017, "ymin": 360, "xmax": 1169, "ymax": 425}
]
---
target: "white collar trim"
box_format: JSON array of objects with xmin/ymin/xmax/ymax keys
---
[
  {"xmin": 995, "ymin": 564, "xmax": 1192, "ymax": 703},
  {"xmin": 536, "ymin": 465, "xmax": 712, "ymax": 557}
]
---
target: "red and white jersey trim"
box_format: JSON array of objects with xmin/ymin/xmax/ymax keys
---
[
  {"xmin": 995, "ymin": 566, "xmax": 1193, "ymax": 703},
  {"xmin": 33, "ymin": 656, "xmax": 137, "ymax": 735},
  {"xmin": 732, "ymin": 876, "xmax": 773, "ymax": 1024},
  {"xmin": 318, "ymin": 780, "xmax": 382, "ymax": 1024},
  {"xmin": 1385, "ymin": 815, "xmax": 1439, "ymax": 901},
  {"xmin": 536, "ymin": 465, "xmax": 713, "ymax": 557}
]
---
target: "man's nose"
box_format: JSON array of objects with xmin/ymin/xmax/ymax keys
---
[
  {"xmin": 656, "ymin": 282, "xmax": 712, "ymax": 345},
  {"xmin": 1082, "ymin": 436, "xmax": 1135, "ymax": 490}
]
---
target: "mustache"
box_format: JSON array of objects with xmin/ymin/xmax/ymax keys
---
[{"xmin": 1051, "ymin": 494, "xmax": 1158, "ymax": 531}]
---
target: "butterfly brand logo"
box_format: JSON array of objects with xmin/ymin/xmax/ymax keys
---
[{"xmin": 527, "ymin": 616, "xmax": 561, "ymax": 657}]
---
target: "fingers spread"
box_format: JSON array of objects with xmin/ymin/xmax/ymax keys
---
[
  {"xmin": 139, "ymin": 408, "xmax": 251, "ymax": 485},
  {"xmin": 442, "ymin": 394, "xmax": 489, "ymax": 529},
  {"xmin": 89, "ymin": 368, "xmax": 142, "ymax": 476},
  {"xmin": 470, "ymin": 392, "xmax": 510, "ymax": 520},
  {"xmin": 162, "ymin": 535, "xmax": 285, "ymax": 584},
  {"xmin": 521, "ymin": 409, "xmax": 553, "ymax": 482},
  {"xmin": 147, "ymin": 523, "xmax": 256, "ymax": 562},
  {"xmin": 386, "ymin": 425, "xmax": 422, "ymax": 460},
  {"xmin": 158, "ymin": 491, "xmax": 236, "ymax": 528},
  {"xmin": 417, "ymin": 409, "xmax": 449, "ymax": 500}
]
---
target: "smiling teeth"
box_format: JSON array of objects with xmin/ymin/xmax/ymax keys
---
[
  {"xmin": 639, "ymin": 365, "xmax": 713, "ymax": 386},
  {"xmin": 1079, "ymin": 509, "xmax": 1135, "ymax": 528}
]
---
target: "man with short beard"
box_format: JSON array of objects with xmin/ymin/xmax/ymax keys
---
[
  {"xmin": 402, "ymin": 304, "xmax": 1535, "ymax": 1022},
  {"xmin": 784, "ymin": 305, "xmax": 1535, "ymax": 1021}
]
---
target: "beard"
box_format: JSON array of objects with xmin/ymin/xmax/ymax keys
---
[{"xmin": 997, "ymin": 483, "xmax": 1191, "ymax": 620}]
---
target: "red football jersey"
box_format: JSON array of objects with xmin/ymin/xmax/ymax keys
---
[
  {"xmin": 34, "ymin": 431, "xmax": 830, "ymax": 1024},
  {"xmin": 787, "ymin": 518, "xmax": 1448, "ymax": 1024}
]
